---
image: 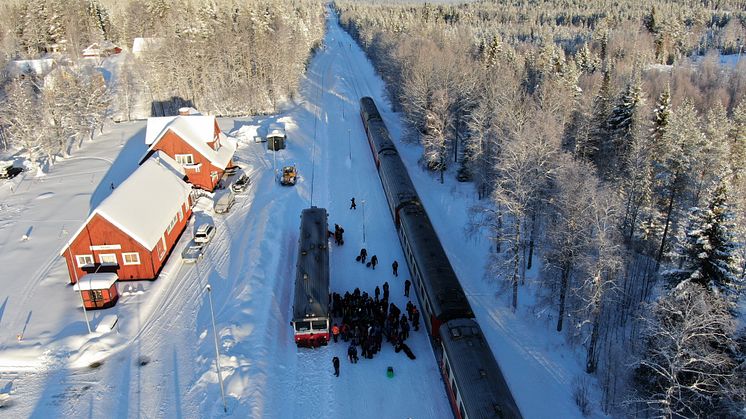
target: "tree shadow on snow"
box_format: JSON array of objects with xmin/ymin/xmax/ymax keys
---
[{"xmin": 88, "ymin": 127, "xmax": 147, "ymax": 211}]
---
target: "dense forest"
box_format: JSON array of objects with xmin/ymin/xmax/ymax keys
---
[
  {"xmin": 335, "ymin": 0, "xmax": 746, "ymax": 416},
  {"xmin": 0, "ymin": 0, "xmax": 325, "ymax": 168}
]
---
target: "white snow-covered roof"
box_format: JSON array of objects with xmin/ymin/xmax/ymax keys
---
[
  {"xmin": 6, "ymin": 58, "xmax": 56, "ymax": 77},
  {"xmin": 132, "ymin": 37, "xmax": 163, "ymax": 54},
  {"xmin": 268, "ymin": 123, "xmax": 286, "ymax": 138},
  {"xmin": 63, "ymin": 158, "xmax": 192, "ymax": 253},
  {"xmin": 142, "ymin": 116, "xmax": 236, "ymax": 170},
  {"xmin": 150, "ymin": 151, "xmax": 186, "ymax": 178},
  {"xmin": 83, "ymin": 41, "xmax": 121, "ymax": 56},
  {"xmin": 73, "ymin": 273, "xmax": 118, "ymax": 291}
]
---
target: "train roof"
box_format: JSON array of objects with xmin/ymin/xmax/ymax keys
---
[
  {"xmin": 293, "ymin": 207, "xmax": 330, "ymax": 321},
  {"xmin": 378, "ymin": 152, "xmax": 419, "ymax": 210},
  {"xmin": 360, "ymin": 97, "xmax": 382, "ymax": 121},
  {"xmin": 400, "ymin": 207, "xmax": 473, "ymax": 319},
  {"xmin": 440, "ymin": 319, "xmax": 522, "ymax": 419}
]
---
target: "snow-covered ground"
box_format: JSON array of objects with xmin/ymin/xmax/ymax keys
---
[{"xmin": 0, "ymin": 11, "xmax": 594, "ymax": 419}]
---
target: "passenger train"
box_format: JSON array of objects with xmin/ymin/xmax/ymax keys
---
[
  {"xmin": 291, "ymin": 207, "xmax": 331, "ymax": 347},
  {"xmin": 360, "ymin": 97, "xmax": 522, "ymax": 419}
]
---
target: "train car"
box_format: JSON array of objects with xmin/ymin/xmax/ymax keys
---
[
  {"xmin": 440, "ymin": 319, "xmax": 522, "ymax": 419},
  {"xmin": 291, "ymin": 207, "xmax": 331, "ymax": 347},
  {"xmin": 376, "ymin": 151, "xmax": 419, "ymax": 224},
  {"xmin": 360, "ymin": 98, "xmax": 397, "ymax": 167},
  {"xmin": 399, "ymin": 206, "xmax": 473, "ymax": 336},
  {"xmin": 359, "ymin": 97, "xmax": 473, "ymax": 337}
]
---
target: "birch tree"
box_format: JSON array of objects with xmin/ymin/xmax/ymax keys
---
[{"xmin": 634, "ymin": 282, "xmax": 743, "ymax": 417}]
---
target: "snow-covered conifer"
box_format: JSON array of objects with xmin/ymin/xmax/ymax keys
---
[{"xmin": 664, "ymin": 180, "xmax": 740, "ymax": 295}]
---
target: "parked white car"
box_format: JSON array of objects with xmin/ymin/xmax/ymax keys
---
[{"xmin": 194, "ymin": 223, "xmax": 216, "ymax": 244}]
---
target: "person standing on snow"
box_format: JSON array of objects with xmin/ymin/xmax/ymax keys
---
[
  {"xmin": 374, "ymin": 286, "xmax": 380, "ymax": 301},
  {"xmin": 412, "ymin": 307, "xmax": 420, "ymax": 331},
  {"xmin": 350, "ymin": 197, "xmax": 357, "ymax": 210},
  {"xmin": 358, "ymin": 248, "xmax": 367, "ymax": 263},
  {"xmin": 404, "ymin": 279, "xmax": 411, "ymax": 297},
  {"xmin": 383, "ymin": 281, "xmax": 389, "ymax": 301},
  {"xmin": 392, "ymin": 260, "xmax": 399, "ymax": 276},
  {"xmin": 332, "ymin": 323, "xmax": 340, "ymax": 343},
  {"xmin": 370, "ymin": 255, "xmax": 378, "ymax": 269},
  {"xmin": 333, "ymin": 356, "xmax": 340, "ymax": 376}
]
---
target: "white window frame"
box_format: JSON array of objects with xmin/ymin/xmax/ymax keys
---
[
  {"xmin": 158, "ymin": 236, "xmax": 166, "ymax": 260},
  {"xmin": 76, "ymin": 254, "xmax": 94, "ymax": 267},
  {"xmin": 167, "ymin": 213, "xmax": 178, "ymax": 234},
  {"xmin": 99, "ymin": 253, "xmax": 118, "ymax": 265},
  {"xmin": 177, "ymin": 207, "xmax": 183, "ymax": 222},
  {"xmin": 175, "ymin": 154, "xmax": 194, "ymax": 165},
  {"xmin": 122, "ymin": 252, "xmax": 141, "ymax": 265}
]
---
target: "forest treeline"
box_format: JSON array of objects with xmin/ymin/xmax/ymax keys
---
[
  {"xmin": 336, "ymin": 0, "xmax": 745, "ymax": 417},
  {"xmin": 0, "ymin": 0, "xmax": 325, "ymax": 168}
]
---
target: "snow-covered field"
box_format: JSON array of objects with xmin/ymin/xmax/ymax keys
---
[{"xmin": 0, "ymin": 11, "xmax": 593, "ymax": 419}]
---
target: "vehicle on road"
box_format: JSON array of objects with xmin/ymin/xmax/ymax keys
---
[
  {"xmin": 280, "ymin": 165, "xmax": 297, "ymax": 186},
  {"xmin": 0, "ymin": 166, "xmax": 23, "ymax": 179},
  {"xmin": 230, "ymin": 174, "xmax": 250, "ymax": 193},
  {"xmin": 182, "ymin": 241, "xmax": 204, "ymax": 263},
  {"xmin": 214, "ymin": 191, "xmax": 236, "ymax": 214},
  {"xmin": 194, "ymin": 223, "xmax": 216, "ymax": 244}
]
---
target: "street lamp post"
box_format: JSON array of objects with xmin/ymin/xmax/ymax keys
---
[
  {"xmin": 348, "ymin": 129, "xmax": 351, "ymax": 161},
  {"xmin": 206, "ymin": 284, "xmax": 227, "ymax": 413}
]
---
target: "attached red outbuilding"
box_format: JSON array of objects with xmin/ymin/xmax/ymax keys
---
[
  {"xmin": 140, "ymin": 114, "xmax": 236, "ymax": 191},
  {"xmin": 74, "ymin": 273, "xmax": 120, "ymax": 309},
  {"xmin": 61, "ymin": 156, "xmax": 193, "ymax": 284}
]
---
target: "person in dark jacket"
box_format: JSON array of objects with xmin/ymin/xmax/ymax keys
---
[
  {"xmin": 392, "ymin": 260, "xmax": 399, "ymax": 276},
  {"xmin": 374, "ymin": 286, "xmax": 380, "ymax": 301},
  {"xmin": 350, "ymin": 197, "xmax": 357, "ymax": 210},
  {"xmin": 383, "ymin": 281, "xmax": 389, "ymax": 301},
  {"xmin": 333, "ymin": 356, "xmax": 340, "ymax": 376},
  {"xmin": 348, "ymin": 344, "xmax": 357, "ymax": 363},
  {"xmin": 359, "ymin": 248, "xmax": 367, "ymax": 263},
  {"xmin": 404, "ymin": 279, "xmax": 411, "ymax": 297},
  {"xmin": 370, "ymin": 255, "xmax": 378, "ymax": 269},
  {"xmin": 412, "ymin": 307, "xmax": 420, "ymax": 331}
]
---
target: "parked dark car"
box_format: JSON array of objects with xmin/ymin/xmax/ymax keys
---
[
  {"xmin": 0, "ymin": 166, "xmax": 23, "ymax": 179},
  {"xmin": 230, "ymin": 174, "xmax": 250, "ymax": 193}
]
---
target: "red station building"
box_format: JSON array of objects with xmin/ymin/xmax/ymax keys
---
[
  {"xmin": 61, "ymin": 156, "xmax": 193, "ymax": 284},
  {"xmin": 140, "ymin": 112, "xmax": 236, "ymax": 191}
]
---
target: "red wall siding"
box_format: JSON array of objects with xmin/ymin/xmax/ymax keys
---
[
  {"xmin": 151, "ymin": 129, "xmax": 225, "ymax": 191},
  {"xmin": 62, "ymin": 199, "xmax": 192, "ymax": 283}
]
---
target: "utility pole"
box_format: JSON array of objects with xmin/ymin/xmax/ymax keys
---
[
  {"xmin": 206, "ymin": 284, "xmax": 227, "ymax": 413},
  {"xmin": 362, "ymin": 200, "xmax": 366, "ymax": 244},
  {"xmin": 348, "ymin": 129, "xmax": 351, "ymax": 161}
]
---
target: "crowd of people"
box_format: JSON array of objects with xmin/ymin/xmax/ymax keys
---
[
  {"xmin": 328, "ymin": 199, "xmax": 422, "ymax": 377},
  {"xmin": 330, "ymin": 284, "xmax": 421, "ymax": 367}
]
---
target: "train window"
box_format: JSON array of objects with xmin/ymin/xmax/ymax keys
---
[
  {"xmin": 311, "ymin": 320, "xmax": 327, "ymax": 330},
  {"xmin": 295, "ymin": 321, "xmax": 310, "ymax": 332}
]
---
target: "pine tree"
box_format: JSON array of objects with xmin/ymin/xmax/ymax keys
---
[
  {"xmin": 650, "ymin": 84, "xmax": 671, "ymax": 156},
  {"xmin": 584, "ymin": 69, "xmax": 613, "ymax": 171},
  {"xmin": 608, "ymin": 74, "xmax": 645, "ymax": 176},
  {"xmin": 664, "ymin": 180, "xmax": 740, "ymax": 295},
  {"xmin": 729, "ymin": 101, "xmax": 746, "ymax": 183},
  {"xmin": 654, "ymin": 100, "xmax": 706, "ymax": 268}
]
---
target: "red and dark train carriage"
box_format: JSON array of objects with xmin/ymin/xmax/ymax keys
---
[{"xmin": 291, "ymin": 207, "xmax": 331, "ymax": 347}]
